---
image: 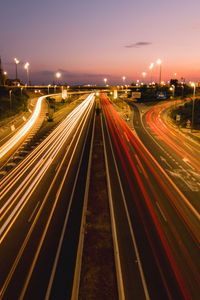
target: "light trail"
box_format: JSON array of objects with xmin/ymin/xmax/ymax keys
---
[
  {"xmin": 0, "ymin": 96, "xmax": 44, "ymax": 159},
  {"xmin": 101, "ymin": 94, "xmax": 200, "ymax": 300},
  {"xmin": 0, "ymin": 93, "xmax": 95, "ymax": 243},
  {"xmin": 145, "ymin": 102, "xmax": 200, "ymax": 171}
]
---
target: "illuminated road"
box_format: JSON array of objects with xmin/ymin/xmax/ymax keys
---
[
  {"xmin": 0, "ymin": 95, "xmax": 47, "ymax": 163},
  {"xmin": 131, "ymin": 101, "xmax": 200, "ymax": 213},
  {"xmin": 0, "ymin": 93, "xmax": 95, "ymax": 299},
  {"xmin": 101, "ymin": 94, "xmax": 200, "ymax": 300}
]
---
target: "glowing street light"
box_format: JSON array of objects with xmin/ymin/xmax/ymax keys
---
[
  {"xmin": 104, "ymin": 78, "xmax": 107, "ymax": 85},
  {"xmin": 122, "ymin": 76, "xmax": 126, "ymax": 84},
  {"xmin": 24, "ymin": 62, "xmax": 30, "ymax": 85},
  {"xmin": 3, "ymin": 71, "xmax": 7, "ymax": 86},
  {"xmin": 48, "ymin": 84, "xmax": 51, "ymax": 94},
  {"xmin": 156, "ymin": 58, "xmax": 162, "ymax": 84},
  {"xmin": 170, "ymin": 85, "xmax": 175, "ymax": 98},
  {"xmin": 55, "ymin": 72, "xmax": 61, "ymax": 86},
  {"xmin": 56, "ymin": 72, "xmax": 61, "ymax": 79},
  {"xmin": 142, "ymin": 72, "xmax": 146, "ymax": 83},
  {"xmin": 14, "ymin": 58, "xmax": 20, "ymax": 80}
]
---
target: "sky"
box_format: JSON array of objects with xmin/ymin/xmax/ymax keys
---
[{"xmin": 0, "ymin": 0, "xmax": 200, "ymax": 84}]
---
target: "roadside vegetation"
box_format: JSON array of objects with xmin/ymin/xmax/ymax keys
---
[
  {"xmin": 170, "ymin": 99, "xmax": 200, "ymax": 129},
  {"xmin": 0, "ymin": 87, "xmax": 28, "ymax": 120}
]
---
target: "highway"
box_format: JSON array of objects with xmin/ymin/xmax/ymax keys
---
[
  {"xmin": 0, "ymin": 93, "xmax": 95, "ymax": 299},
  {"xmin": 101, "ymin": 94, "xmax": 200, "ymax": 300},
  {"xmin": 131, "ymin": 101, "xmax": 200, "ymax": 213},
  {"xmin": 0, "ymin": 95, "xmax": 47, "ymax": 164}
]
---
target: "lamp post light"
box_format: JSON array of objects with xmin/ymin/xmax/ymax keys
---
[
  {"xmin": 54, "ymin": 85, "xmax": 57, "ymax": 93},
  {"xmin": 142, "ymin": 72, "xmax": 146, "ymax": 84},
  {"xmin": 191, "ymin": 82, "xmax": 196, "ymax": 132},
  {"xmin": 156, "ymin": 58, "xmax": 162, "ymax": 84},
  {"xmin": 171, "ymin": 84, "xmax": 175, "ymax": 98},
  {"xmin": 122, "ymin": 76, "xmax": 126, "ymax": 84},
  {"xmin": 24, "ymin": 62, "xmax": 30, "ymax": 85},
  {"xmin": 55, "ymin": 72, "xmax": 61, "ymax": 85},
  {"xmin": 3, "ymin": 71, "xmax": 7, "ymax": 86},
  {"xmin": 104, "ymin": 78, "xmax": 107, "ymax": 86},
  {"xmin": 48, "ymin": 84, "xmax": 51, "ymax": 94},
  {"xmin": 14, "ymin": 58, "xmax": 20, "ymax": 80}
]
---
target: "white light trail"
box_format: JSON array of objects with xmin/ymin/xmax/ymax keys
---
[{"xmin": 0, "ymin": 96, "xmax": 44, "ymax": 159}]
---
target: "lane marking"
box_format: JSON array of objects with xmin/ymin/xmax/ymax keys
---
[
  {"xmin": 135, "ymin": 154, "xmax": 148, "ymax": 179},
  {"xmin": 28, "ymin": 202, "xmax": 40, "ymax": 223},
  {"xmin": 156, "ymin": 202, "xmax": 167, "ymax": 222}
]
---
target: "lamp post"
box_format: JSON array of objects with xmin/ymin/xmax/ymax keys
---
[
  {"xmin": 122, "ymin": 76, "xmax": 126, "ymax": 84},
  {"xmin": 3, "ymin": 71, "xmax": 7, "ymax": 86},
  {"xmin": 14, "ymin": 58, "xmax": 20, "ymax": 80},
  {"xmin": 55, "ymin": 72, "xmax": 61, "ymax": 85},
  {"xmin": 104, "ymin": 78, "xmax": 107, "ymax": 86},
  {"xmin": 191, "ymin": 82, "xmax": 196, "ymax": 132},
  {"xmin": 24, "ymin": 62, "xmax": 30, "ymax": 85},
  {"xmin": 156, "ymin": 58, "xmax": 162, "ymax": 84},
  {"xmin": 48, "ymin": 84, "xmax": 51, "ymax": 94},
  {"xmin": 142, "ymin": 72, "xmax": 146, "ymax": 84}
]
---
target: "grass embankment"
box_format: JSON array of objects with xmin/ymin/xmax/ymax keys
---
[
  {"xmin": 170, "ymin": 99, "xmax": 200, "ymax": 129},
  {"xmin": 0, "ymin": 87, "xmax": 29, "ymax": 120}
]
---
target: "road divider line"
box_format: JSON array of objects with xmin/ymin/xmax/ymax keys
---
[
  {"xmin": 102, "ymin": 114, "xmax": 126, "ymax": 300},
  {"xmin": 102, "ymin": 106, "xmax": 150, "ymax": 300},
  {"xmin": 135, "ymin": 154, "xmax": 148, "ymax": 179},
  {"xmin": 156, "ymin": 202, "xmax": 167, "ymax": 222},
  {"xmin": 28, "ymin": 202, "xmax": 40, "ymax": 223},
  {"xmin": 71, "ymin": 112, "xmax": 96, "ymax": 300}
]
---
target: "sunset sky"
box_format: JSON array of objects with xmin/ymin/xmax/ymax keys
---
[{"xmin": 1, "ymin": 0, "xmax": 200, "ymax": 84}]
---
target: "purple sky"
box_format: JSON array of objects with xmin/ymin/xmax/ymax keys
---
[{"xmin": 1, "ymin": 0, "xmax": 200, "ymax": 84}]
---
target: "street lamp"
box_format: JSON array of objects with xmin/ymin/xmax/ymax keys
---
[
  {"xmin": 104, "ymin": 78, "xmax": 107, "ymax": 86},
  {"xmin": 170, "ymin": 85, "xmax": 175, "ymax": 98},
  {"xmin": 142, "ymin": 72, "xmax": 146, "ymax": 83},
  {"xmin": 48, "ymin": 84, "xmax": 51, "ymax": 94},
  {"xmin": 14, "ymin": 58, "xmax": 20, "ymax": 80},
  {"xmin": 55, "ymin": 72, "xmax": 61, "ymax": 85},
  {"xmin": 24, "ymin": 62, "xmax": 30, "ymax": 85},
  {"xmin": 3, "ymin": 71, "xmax": 7, "ymax": 86},
  {"xmin": 122, "ymin": 76, "xmax": 126, "ymax": 84},
  {"xmin": 156, "ymin": 58, "xmax": 162, "ymax": 84},
  {"xmin": 191, "ymin": 82, "xmax": 196, "ymax": 132}
]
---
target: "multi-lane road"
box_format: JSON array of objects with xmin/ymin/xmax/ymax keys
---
[
  {"xmin": 0, "ymin": 93, "xmax": 95, "ymax": 299},
  {"xmin": 0, "ymin": 91, "xmax": 199, "ymax": 300},
  {"xmin": 101, "ymin": 94, "xmax": 200, "ymax": 300},
  {"xmin": 131, "ymin": 101, "xmax": 200, "ymax": 212}
]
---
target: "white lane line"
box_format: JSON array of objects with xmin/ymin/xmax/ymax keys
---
[
  {"xmin": 103, "ymin": 111, "xmax": 150, "ymax": 300},
  {"xmin": 28, "ymin": 202, "xmax": 40, "ymax": 223},
  {"xmin": 156, "ymin": 202, "xmax": 167, "ymax": 222}
]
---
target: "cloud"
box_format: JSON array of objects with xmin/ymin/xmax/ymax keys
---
[{"xmin": 125, "ymin": 42, "xmax": 152, "ymax": 48}]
